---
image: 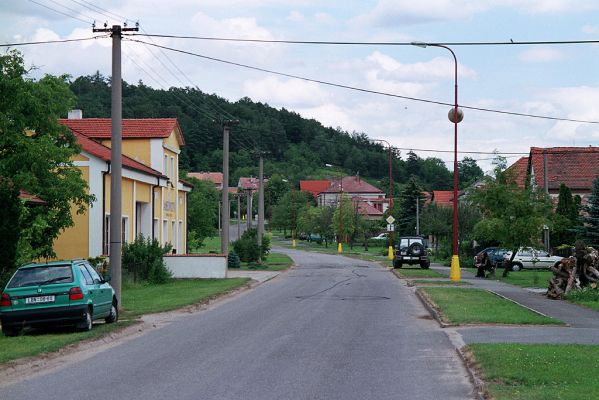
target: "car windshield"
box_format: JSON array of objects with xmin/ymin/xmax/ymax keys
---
[
  {"xmin": 7, "ymin": 265, "xmax": 74, "ymax": 288},
  {"xmin": 399, "ymin": 238, "xmax": 422, "ymax": 250}
]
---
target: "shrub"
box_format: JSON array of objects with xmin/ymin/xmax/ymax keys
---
[
  {"xmin": 122, "ymin": 235, "xmax": 172, "ymax": 283},
  {"xmin": 232, "ymin": 229, "xmax": 270, "ymax": 263},
  {"xmin": 228, "ymin": 250, "xmax": 241, "ymax": 269}
]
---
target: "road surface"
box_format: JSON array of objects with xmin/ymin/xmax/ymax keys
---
[{"xmin": 0, "ymin": 249, "xmax": 474, "ymax": 400}]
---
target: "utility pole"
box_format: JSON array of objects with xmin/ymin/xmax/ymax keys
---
[
  {"xmin": 257, "ymin": 155, "xmax": 265, "ymax": 263},
  {"xmin": 93, "ymin": 22, "xmax": 138, "ymax": 308},
  {"xmin": 416, "ymin": 196, "xmax": 420, "ymax": 235},
  {"xmin": 221, "ymin": 119, "xmax": 238, "ymax": 254},
  {"xmin": 236, "ymin": 193, "xmax": 242, "ymax": 240},
  {"xmin": 246, "ymin": 188, "xmax": 253, "ymax": 230}
]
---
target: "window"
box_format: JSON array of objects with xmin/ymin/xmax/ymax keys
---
[
  {"xmin": 171, "ymin": 221, "xmax": 176, "ymax": 247},
  {"xmin": 104, "ymin": 214, "xmax": 110, "ymax": 255},
  {"xmin": 79, "ymin": 266, "xmax": 94, "ymax": 285},
  {"xmin": 122, "ymin": 216, "xmax": 129, "ymax": 244},
  {"xmin": 170, "ymin": 156, "xmax": 175, "ymax": 180},
  {"xmin": 85, "ymin": 264, "xmax": 102, "ymax": 284},
  {"xmin": 153, "ymin": 218, "xmax": 159, "ymax": 240},
  {"xmin": 164, "ymin": 154, "xmax": 169, "ymax": 177},
  {"xmin": 162, "ymin": 219, "xmax": 168, "ymax": 245}
]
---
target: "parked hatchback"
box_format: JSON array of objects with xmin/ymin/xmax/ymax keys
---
[
  {"xmin": 0, "ymin": 260, "xmax": 118, "ymax": 336},
  {"xmin": 503, "ymin": 247, "xmax": 563, "ymax": 271}
]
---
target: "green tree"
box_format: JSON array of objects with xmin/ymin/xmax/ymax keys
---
[
  {"xmin": 0, "ymin": 50, "xmax": 92, "ymax": 270},
  {"xmin": 264, "ymin": 173, "xmax": 290, "ymax": 219},
  {"xmin": 0, "ymin": 180, "xmax": 22, "ymax": 285},
  {"xmin": 298, "ymin": 205, "xmax": 335, "ymax": 247},
  {"xmin": 582, "ymin": 177, "xmax": 599, "ymax": 247},
  {"xmin": 270, "ymin": 189, "xmax": 312, "ymax": 237},
  {"xmin": 332, "ymin": 193, "xmax": 356, "ymax": 243},
  {"xmin": 420, "ymin": 202, "xmax": 452, "ymax": 253},
  {"xmin": 552, "ymin": 183, "xmax": 582, "ymax": 247},
  {"xmin": 398, "ymin": 176, "xmax": 424, "ymax": 236},
  {"xmin": 458, "ymin": 157, "xmax": 484, "ymax": 189},
  {"xmin": 186, "ymin": 178, "xmax": 219, "ymax": 250}
]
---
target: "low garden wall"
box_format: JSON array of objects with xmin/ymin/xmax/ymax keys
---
[{"xmin": 163, "ymin": 254, "xmax": 227, "ymax": 279}]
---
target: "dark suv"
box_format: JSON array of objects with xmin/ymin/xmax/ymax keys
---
[{"xmin": 393, "ymin": 236, "xmax": 430, "ymax": 269}]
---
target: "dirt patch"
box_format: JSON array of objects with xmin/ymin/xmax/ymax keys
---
[{"xmin": 0, "ymin": 280, "xmax": 256, "ymax": 387}]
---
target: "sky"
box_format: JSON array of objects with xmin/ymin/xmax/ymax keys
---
[{"xmin": 3, "ymin": 0, "xmax": 599, "ymax": 173}]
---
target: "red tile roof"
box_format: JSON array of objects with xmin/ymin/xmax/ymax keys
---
[
  {"xmin": 432, "ymin": 190, "xmax": 454, "ymax": 207},
  {"xmin": 188, "ymin": 172, "xmax": 223, "ymax": 186},
  {"xmin": 353, "ymin": 199, "xmax": 383, "ymax": 217},
  {"xmin": 506, "ymin": 157, "xmax": 529, "ymax": 188},
  {"xmin": 322, "ymin": 176, "xmax": 383, "ymax": 194},
  {"xmin": 74, "ymin": 131, "xmax": 165, "ymax": 178},
  {"xmin": 238, "ymin": 177, "xmax": 268, "ymax": 190},
  {"xmin": 59, "ymin": 118, "xmax": 185, "ymax": 145},
  {"xmin": 19, "ymin": 190, "xmax": 45, "ymax": 205},
  {"xmin": 300, "ymin": 180, "xmax": 331, "ymax": 198},
  {"xmin": 529, "ymin": 147, "xmax": 599, "ymax": 191}
]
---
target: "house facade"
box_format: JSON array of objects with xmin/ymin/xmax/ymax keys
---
[
  {"xmin": 53, "ymin": 114, "xmax": 191, "ymax": 260},
  {"xmin": 315, "ymin": 176, "xmax": 390, "ymax": 216}
]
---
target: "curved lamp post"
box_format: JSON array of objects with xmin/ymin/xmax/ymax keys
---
[
  {"xmin": 372, "ymin": 139, "xmax": 394, "ymax": 260},
  {"xmin": 412, "ymin": 42, "xmax": 463, "ymax": 281}
]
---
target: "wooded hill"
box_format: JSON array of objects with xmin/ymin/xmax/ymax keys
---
[{"xmin": 69, "ymin": 73, "xmax": 480, "ymax": 192}]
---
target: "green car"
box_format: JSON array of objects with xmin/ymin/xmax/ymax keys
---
[{"xmin": 0, "ymin": 259, "xmax": 118, "ymax": 336}]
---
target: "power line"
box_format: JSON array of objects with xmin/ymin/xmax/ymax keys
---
[
  {"xmin": 68, "ymin": 0, "xmax": 131, "ymax": 23},
  {"xmin": 28, "ymin": 0, "xmax": 92, "ymax": 24},
  {"xmin": 127, "ymin": 33, "xmax": 599, "ymax": 47},
  {"xmin": 0, "ymin": 36, "xmax": 105, "ymax": 47},
  {"xmin": 125, "ymin": 38, "xmax": 599, "ymax": 125},
  {"xmin": 44, "ymin": 0, "xmax": 97, "ymax": 22}
]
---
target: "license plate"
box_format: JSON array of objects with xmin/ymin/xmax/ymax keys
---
[{"xmin": 25, "ymin": 295, "xmax": 55, "ymax": 304}]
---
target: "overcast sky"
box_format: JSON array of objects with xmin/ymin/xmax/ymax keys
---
[{"xmin": 3, "ymin": 0, "xmax": 599, "ymax": 172}]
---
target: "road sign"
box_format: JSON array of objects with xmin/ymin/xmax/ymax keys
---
[
  {"xmin": 386, "ymin": 215, "xmax": 395, "ymax": 224},
  {"xmin": 387, "ymin": 224, "xmax": 395, "ymax": 232}
]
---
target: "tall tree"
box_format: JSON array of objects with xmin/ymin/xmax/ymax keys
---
[
  {"xmin": 552, "ymin": 183, "xmax": 582, "ymax": 247},
  {"xmin": 398, "ymin": 176, "xmax": 424, "ymax": 236},
  {"xmin": 0, "ymin": 50, "xmax": 92, "ymax": 271},
  {"xmin": 458, "ymin": 157, "xmax": 484, "ymax": 189},
  {"xmin": 582, "ymin": 177, "xmax": 599, "ymax": 247},
  {"xmin": 186, "ymin": 178, "xmax": 219, "ymax": 249}
]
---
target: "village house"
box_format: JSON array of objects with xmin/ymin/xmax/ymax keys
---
[{"xmin": 53, "ymin": 111, "xmax": 191, "ymax": 260}]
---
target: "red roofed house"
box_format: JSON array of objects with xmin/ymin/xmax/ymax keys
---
[
  {"xmin": 507, "ymin": 147, "xmax": 599, "ymax": 203},
  {"xmin": 317, "ymin": 176, "xmax": 389, "ymax": 217},
  {"xmin": 300, "ymin": 180, "xmax": 331, "ymax": 199},
  {"xmin": 53, "ymin": 110, "xmax": 192, "ymax": 260},
  {"xmin": 188, "ymin": 172, "xmax": 223, "ymax": 190},
  {"xmin": 431, "ymin": 190, "xmax": 454, "ymax": 208}
]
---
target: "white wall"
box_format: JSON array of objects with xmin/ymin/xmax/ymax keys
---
[{"xmin": 164, "ymin": 255, "xmax": 227, "ymax": 279}]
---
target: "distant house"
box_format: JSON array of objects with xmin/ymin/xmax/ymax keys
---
[
  {"xmin": 188, "ymin": 172, "xmax": 223, "ymax": 191},
  {"xmin": 431, "ymin": 190, "xmax": 454, "ymax": 208},
  {"xmin": 507, "ymin": 146, "xmax": 599, "ymax": 203},
  {"xmin": 299, "ymin": 180, "xmax": 331, "ymax": 199},
  {"xmin": 238, "ymin": 176, "xmax": 267, "ymax": 194},
  {"xmin": 317, "ymin": 176, "xmax": 389, "ymax": 214}
]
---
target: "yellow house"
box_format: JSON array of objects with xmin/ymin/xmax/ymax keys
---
[{"xmin": 53, "ymin": 112, "xmax": 191, "ymax": 260}]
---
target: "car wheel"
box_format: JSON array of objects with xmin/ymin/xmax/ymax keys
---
[
  {"xmin": 2, "ymin": 326, "xmax": 19, "ymax": 337},
  {"xmin": 76, "ymin": 307, "xmax": 93, "ymax": 332},
  {"xmin": 105, "ymin": 300, "xmax": 118, "ymax": 324},
  {"xmin": 420, "ymin": 261, "xmax": 430, "ymax": 269},
  {"xmin": 407, "ymin": 242, "xmax": 424, "ymax": 257},
  {"xmin": 394, "ymin": 260, "xmax": 403, "ymax": 269},
  {"xmin": 511, "ymin": 262, "xmax": 523, "ymax": 272}
]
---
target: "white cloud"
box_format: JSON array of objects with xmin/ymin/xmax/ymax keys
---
[
  {"xmin": 314, "ymin": 12, "xmax": 334, "ymax": 24},
  {"xmin": 518, "ymin": 48, "xmax": 564, "ymax": 63},
  {"xmin": 243, "ymin": 77, "xmax": 330, "ymax": 107},
  {"xmin": 543, "ymin": 86, "xmax": 599, "ymax": 141},
  {"xmin": 366, "ymin": 51, "xmax": 476, "ymax": 81},
  {"xmin": 582, "ymin": 24, "xmax": 599, "ymax": 34},
  {"xmin": 296, "ymin": 103, "xmax": 354, "ymax": 130}
]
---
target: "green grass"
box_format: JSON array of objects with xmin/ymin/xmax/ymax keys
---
[
  {"xmin": 564, "ymin": 287, "xmax": 599, "ymax": 311},
  {"xmin": 394, "ymin": 268, "xmax": 445, "ymax": 278},
  {"xmin": 121, "ymin": 278, "xmax": 249, "ymax": 317},
  {"xmin": 240, "ymin": 252, "xmax": 293, "ymax": 271},
  {"xmin": 495, "ymin": 270, "xmax": 553, "ymax": 288},
  {"xmin": 0, "ymin": 278, "xmax": 249, "ymax": 364},
  {"xmin": 469, "ymin": 343, "xmax": 599, "ymax": 400},
  {"xmin": 411, "ymin": 279, "xmax": 471, "ymax": 286},
  {"xmin": 420, "ymin": 287, "xmax": 561, "ymax": 325},
  {"xmin": 190, "ymin": 236, "xmax": 221, "ymax": 253},
  {"xmin": 0, "ymin": 320, "xmax": 137, "ymax": 364}
]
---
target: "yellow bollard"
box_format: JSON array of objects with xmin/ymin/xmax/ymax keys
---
[
  {"xmin": 450, "ymin": 255, "xmax": 461, "ymax": 281},
  {"xmin": 337, "ymin": 242, "xmax": 343, "ymax": 254},
  {"xmin": 387, "ymin": 246, "xmax": 394, "ymax": 260},
  {"xmin": 292, "ymin": 239, "xmax": 296, "ymax": 248}
]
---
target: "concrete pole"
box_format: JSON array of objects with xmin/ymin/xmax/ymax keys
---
[
  {"xmin": 246, "ymin": 189, "xmax": 252, "ymax": 230},
  {"xmin": 221, "ymin": 124, "xmax": 230, "ymax": 254},
  {"xmin": 237, "ymin": 194, "xmax": 241, "ymax": 240},
  {"xmin": 109, "ymin": 25, "xmax": 123, "ymax": 306},
  {"xmin": 258, "ymin": 156, "xmax": 265, "ymax": 263}
]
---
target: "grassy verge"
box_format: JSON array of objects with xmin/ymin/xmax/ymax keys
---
[
  {"xmin": 239, "ymin": 252, "xmax": 293, "ymax": 271},
  {"xmin": 410, "ymin": 279, "xmax": 471, "ymax": 286},
  {"xmin": 393, "ymin": 268, "xmax": 445, "ymax": 278},
  {"xmin": 469, "ymin": 343, "xmax": 599, "ymax": 400},
  {"xmin": 190, "ymin": 236, "xmax": 221, "ymax": 253},
  {"xmin": 564, "ymin": 287, "xmax": 599, "ymax": 311},
  {"xmin": 420, "ymin": 287, "xmax": 561, "ymax": 325},
  {"xmin": 0, "ymin": 278, "xmax": 249, "ymax": 364},
  {"xmin": 495, "ymin": 270, "xmax": 553, "ymax": 288}
]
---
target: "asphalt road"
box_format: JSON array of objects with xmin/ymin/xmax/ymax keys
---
[{"xmin": 0, "ymin": 249, "xmax": 474, "ymax": 400}]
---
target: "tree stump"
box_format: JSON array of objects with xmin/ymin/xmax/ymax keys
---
[{"xmin": 547, "ymin": 241, "xmax": 599, "ymax": 299}]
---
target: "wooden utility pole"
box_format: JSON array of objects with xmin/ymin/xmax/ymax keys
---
[{"xmin": 221, "ymin": 120, "xmax": 238, "ymax": 254}]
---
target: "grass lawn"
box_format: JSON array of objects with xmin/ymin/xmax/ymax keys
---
[
  {"xmin": 410, "ymin": 279, "xmax": 471, "ymax": 286},
  {"xmin": 564, "ymin": 288, "xmax": 599, "ymax": 311},
  {"xmin": 469, "ymin": 343, "xmax": 599, "ymax": 400},
  {"xmin": 393, "ymin": 268, "xmax": 445, "ymax": 278},
  {"xmin": 0, "ymin": 278, "xmax": 249, "ymax": 364},
  {"xmin": 239, "ymin": 252, "xmax": 293, "ymax": 271},
  {"xmin": 495, "ymin": 270, "xmax": 553, "ymax": 288},
  {"xmin": 420, "ymin": 287, "xmax": 561, "ymax": 325},
  {"xmin": 190, "ymin": 236, "xmax": 221, "ymax": 253}
]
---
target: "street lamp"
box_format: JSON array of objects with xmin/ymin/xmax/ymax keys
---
[
  {"xmin": 412, "ymin": 41, "xmax": 463, "ymax": 281},
  {"xmin": 325, "ymin": 163, "xmax": 344, "ymax": 254},
  {"xmin": 372, "ymin": 139, "xmax": 394, "ymax": 260}
]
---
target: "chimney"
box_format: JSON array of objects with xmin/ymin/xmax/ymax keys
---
[{"xmin": 68, "ymin": 109, "xmax": 83, "ymax": 119}]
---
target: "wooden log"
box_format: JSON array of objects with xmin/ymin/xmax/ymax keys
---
[{"xmin": 565, "ymin": 266, "xmax": 578, "ymax": 294}]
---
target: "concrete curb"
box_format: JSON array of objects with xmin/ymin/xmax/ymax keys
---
[{"xmin": 414, "ymin": 288, "xmax": 451, "ymax": 328}]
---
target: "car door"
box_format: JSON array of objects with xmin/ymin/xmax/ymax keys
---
[
  {"xmin": 534, "ymin": 250, "xmax": 552, "ymax": 268},
  {"xmin": 519, "ymin": 248, "xmax": 535, "ymax": 268},
  {"xmin": 78, "ymin": 265, "xmax": 97, "ymax": 312},
  {"xmin": 84, "ymin": 263, "xmax": 112, "ymax": 316}
]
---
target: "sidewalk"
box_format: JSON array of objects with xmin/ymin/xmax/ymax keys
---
[
  {"xmin": 429, "ymin": 264, "xmax": 599, "ymax": 344},
  {"xmin": 227, "ymin": 269, "xmax": 281, "ymax": 283}
]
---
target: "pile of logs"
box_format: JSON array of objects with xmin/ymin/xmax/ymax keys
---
[{"xmin": 547, "ymin": 241, "xmax": 599, "ymax": 299}]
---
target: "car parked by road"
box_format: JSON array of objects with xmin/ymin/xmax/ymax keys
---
[
  {"xmin": 474, "ymin": 247, "xmax": 509, "ymax": 268},
  {"xmin": 371, "ymin": 233, "xmax": 389, "ymax": 241},
  {"xmin": 0, "ymin": 259, "xmax": 118, "ymax": 336},
  {"xmin": 393, "ymin": 236, "xmax": 430, "ymax": 269},
  {"xmin": 503, "ymin": 247, "xmax": 563, "ymax": 271}
]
